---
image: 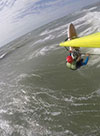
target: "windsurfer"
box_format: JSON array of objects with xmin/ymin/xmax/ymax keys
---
[{"xmin": 66, "ymin": 47, "xmax": 89, "ymax": 70}]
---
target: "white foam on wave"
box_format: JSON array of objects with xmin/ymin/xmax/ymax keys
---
[
  {"xmin": 0, "ymin": 53, "xmax": 6, "ymax": 59},
  {"xmin": 56, "ymin": 30, "xmax": 67, "ymax": 38},
  {"xmin": 51, "ymin": 112, "xmax": 61, "ymax": 116},
  {"xmin": 93, "ymin": 89, "xmax": 100, "ymax": 97},
  {"xmin": 34, "ymin": 34, "xmax": 55, "ymax": 45},
  {"xmin": 40, "ymin": 24, "xmax": 68, "ymax": 36},
  {"xmin": 87, "ymin": 7, "xmax": 97, "ymax": 11},
  {"xmin": 50, "ymin": 130, "xmax": 75, "ymax": 136},
  {"xmin": 73, "ymin": 89, "xmax": 100, "ymax": 102},
  {"xmin": 0, "ymin": 117, "xmax": 46, "ymax": 135},
  {"xmin": 0, "ymin": 109, "xmax": 7, "ymax": 114},
  {"xmin": 95, "ymin": 89, "xmax": 100, "ymax": 96},
  {"xmin": 64, "ymin": 90, "xmax": 98, "ymax": 106},
  {"xmin": 64, "ymin": 92, "xmax": 94, "ymax": 104},
  {"xmin": 16, "ymin": 73, "xmax": 28, "ymax": 81},
  {"xmin": 40, "ymin": 29, "xmax": 49, "ymax": 36},
  {"xmin": 35, "ymin": 45, "xmax": 55, "ymax": 57},
  {"xmin": 74, "ymin": 10, "xmax": 100, "ymax": 36},
  {"xmin": 0, "ymin": 119, "xmax": 12, "ymax": 135},
  {"xmin": 28, "ymin": 44, "xmax": 59, "ymax": 59},
  {"xmin": 15, "ymin": 73, "xmax": 41, "ymax": 84},
  {"xmin": 32, "ymin": 74, "xmax": 41, "ymax": 78},
  {"xmin": 64, "ymin": 96, "xmax": 74, "ymax": 103}
]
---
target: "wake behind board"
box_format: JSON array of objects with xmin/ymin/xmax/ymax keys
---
[{"xmin": 68, "ymin": 23, "xmax": 77, "ymax": 40}]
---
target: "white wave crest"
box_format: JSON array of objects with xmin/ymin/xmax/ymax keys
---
[
  {"xmin": 28, "ymin": 44, "xmax": 59, "ymax": 59},
  {"xmin": 34, "ymin": 35, "xmax": 55, "ymax": 45},
  {"xmin": 73, "ymin": 10, "xmax": 100, "ymax": 36},
  {"xmin": 40, "ymin": 24, "xmax": 68, "ymax": 36}
]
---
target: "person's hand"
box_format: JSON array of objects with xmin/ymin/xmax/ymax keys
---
[{"xmin": 86, "ymin": 53, "xmax": 90, "ymax": 56}]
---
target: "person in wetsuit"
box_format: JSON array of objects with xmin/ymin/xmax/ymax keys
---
[{"xmin": 66, "ymin": 48, "xmax": 89, "ymax": 70}]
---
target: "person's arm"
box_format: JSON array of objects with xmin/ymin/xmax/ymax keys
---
[
  {"xmin": 81, "ymin": 54, "xmax": 89, "ymax": 66},
  {"xmin": 76, "ymin": 56, "xmax": 81, "ymax": 62}
]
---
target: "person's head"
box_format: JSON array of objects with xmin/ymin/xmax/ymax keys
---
[
  {"xmin": 66, "ymin": 56, "xmax": 73, "ymax": 63},
  {"xmin": 71, "ymin": 52, "xmax": 78, "ymax": 60}
]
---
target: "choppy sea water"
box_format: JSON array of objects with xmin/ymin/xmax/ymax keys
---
[{"xmin": 0, "ymin": 2, "xmax": 100, "ymax": 136}]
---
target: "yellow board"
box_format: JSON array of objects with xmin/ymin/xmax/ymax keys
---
[{"xmin": 60, "ymin": 32, "xmax": 100, "ymax": 48}]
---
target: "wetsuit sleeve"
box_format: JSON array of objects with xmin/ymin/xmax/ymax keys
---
[{"xmin": 81, "ymin": 56, "xmax": 89, "ymax": 66}]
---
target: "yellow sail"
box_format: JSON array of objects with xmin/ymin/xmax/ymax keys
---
[{"xmin": 60, "ymin": 32, "xmax": 100, "ymax": 48}]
